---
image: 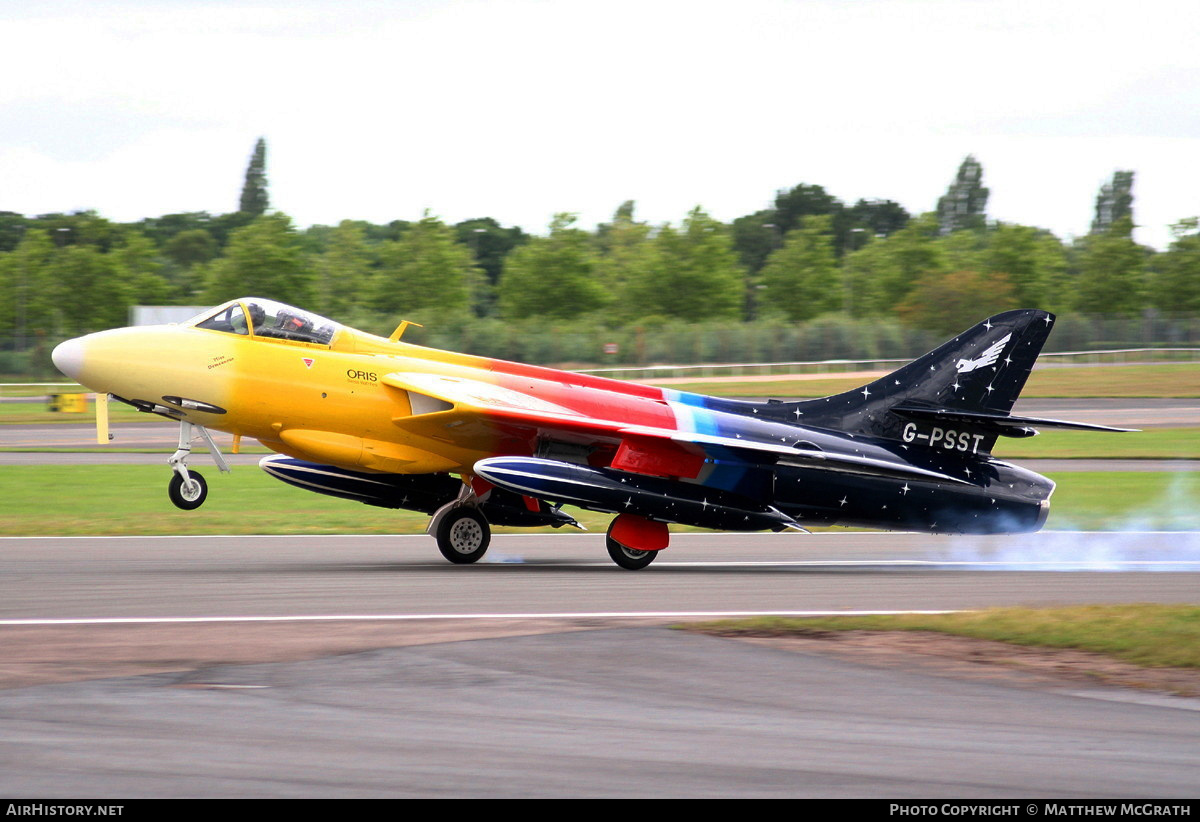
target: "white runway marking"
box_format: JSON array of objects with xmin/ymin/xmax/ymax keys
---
[
  {"xmin": 0, "ymin": 610, "xmax": 961, "ymax": 627},
  {"xmin": 621, "ymin": 560, "xmax": 1200, "ymax": 568}
]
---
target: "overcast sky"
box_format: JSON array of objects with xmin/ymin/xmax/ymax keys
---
[{"xmin": 2, "ymin": 0, "xmax": 1198, "ymax": 249}]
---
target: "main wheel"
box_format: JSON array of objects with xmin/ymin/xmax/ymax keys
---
[
  {"xmin": 168, "ymin": 470, "xmax": 207, "ymax": 510},
  {"xmin": 436, "ymin": 507, "xmax": 491, "ymax": 564},
  {"xmin": 605, "ymin": 527, "xmax": 658, "ymax": 570}
]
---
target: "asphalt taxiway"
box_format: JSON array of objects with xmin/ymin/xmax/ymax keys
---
[{"xmin": 1, "ymin": 532, "xmax": 1198, "ymax": 797}]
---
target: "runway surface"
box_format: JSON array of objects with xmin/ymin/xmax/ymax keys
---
[
  {"xmin": 3, "ymin": 628, "xmax": 1198, "ymax": 798},
  {"xmin": 4, "ymin": 532, "xmax": 1199, "ymax": 620},
  {"xmin": 1, "ymin": 532, "xmax": 1198, "ymax": 797}
]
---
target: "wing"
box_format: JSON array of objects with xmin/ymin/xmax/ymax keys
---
[{"xmin": 381, "ymin": 371, "xmax": 971, "ymax": 486}]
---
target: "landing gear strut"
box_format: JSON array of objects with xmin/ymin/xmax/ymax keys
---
[{"xmin": 167, "ymin": 420, "xmax": 229, "ymax": 510}]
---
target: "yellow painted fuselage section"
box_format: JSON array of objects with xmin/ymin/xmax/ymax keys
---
[
  {"xmin": 61, "ymin": 298, "xmax": 697, "ymax": 479},
  {"xmin": 70, "ymin": 324, "xmax": 507, "ymax": 474}
]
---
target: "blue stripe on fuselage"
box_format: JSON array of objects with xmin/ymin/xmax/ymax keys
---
[
  {"xmin": 662, "ymin": 389, "xmax": 768, "ymax": 496},
  {"xmin": 662, "ymin": 389, "xmax": 723, "ymax": 437}
]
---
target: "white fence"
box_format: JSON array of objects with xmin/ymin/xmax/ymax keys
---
[{"xmin": 574, "ymin": 348, "xmax": 1200, "ymax": 381}]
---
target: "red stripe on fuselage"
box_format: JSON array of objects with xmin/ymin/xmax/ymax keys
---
[{"xmin": 488, "ymin": 359, "xmax": 679, "ymax": 431}]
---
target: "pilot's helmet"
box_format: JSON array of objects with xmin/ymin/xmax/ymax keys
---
[{"xmin": 246, "ymin": 302, "xmax": 266, "ymax": 329}]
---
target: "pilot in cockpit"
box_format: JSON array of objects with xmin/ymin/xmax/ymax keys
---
[{"xmin": 247, "ymin": 302, "xmax": 267, "ymax": 336}]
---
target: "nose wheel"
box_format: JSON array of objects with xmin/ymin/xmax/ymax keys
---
[
  {"xmin": 168, "ymin": 470, "xmax": 208, "ymax": 510},
  {"xmin": 167, "ymin": 420, "xmax": 229, "ymax": 510}
]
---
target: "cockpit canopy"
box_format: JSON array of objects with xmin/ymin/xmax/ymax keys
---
[{"xmin": 192, "ymin": 298, "xmax": 341, "ymax": 346}]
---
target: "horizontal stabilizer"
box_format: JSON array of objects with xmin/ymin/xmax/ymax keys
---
[{"xmin": 891, "ymin": 403, "xmax": 1138, "ymax": 438}]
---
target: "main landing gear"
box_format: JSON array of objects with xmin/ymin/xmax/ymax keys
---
[
  {"xmin": 606, "ymin": 528, "xmax": 658, "ymax": 570},
  {"xmin": 167, "ymin": 420, "xmax": 230, "ymax": 510},
  {"xmin": 428, "ymin": 486, "xmax": 491, "ymax": 564},
  {"xmin": 604, "ymin": 514, "xmax": 667, "ymax": 570}
]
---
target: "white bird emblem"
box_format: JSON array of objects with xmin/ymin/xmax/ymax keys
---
[{"xmin": 955, "ymin": 333, "xmax": 1011, "ymax": 373}]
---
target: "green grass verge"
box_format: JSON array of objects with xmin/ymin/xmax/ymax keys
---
[
  {"xmin": 1046, "ymin": 471, "xmax": 1199, "ymax": 530},
  {"xmin": 992, "ymin": 427, "xmax": 1199, "ymax": 460},
  {"xmin": 682, "ymin": 605, "xmax": 1200, "ymax": 669},
  {"xmin": 657, "ymin": 363, "xmax": 1200, "ymax": 398},
  {"xmin": 0, "ymin": 467, "xmax": 1194, "ymax": 536}
]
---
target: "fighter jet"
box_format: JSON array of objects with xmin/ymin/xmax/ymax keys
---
[{"xmin": 52, "ymin": 299, "xmax": 1130, "ymax": 569}]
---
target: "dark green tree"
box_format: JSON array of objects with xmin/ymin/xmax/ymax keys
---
[
  {"xmin": 898, "ymin": 269, "xmax": 1019, "ymax": 335},
  {"xmin": 983, "ymin": 224, "xmax": 1067, "ymax": 309},
  {"xmin": 845, "ymin": 199, "xmax": 910, "ymax": 239},
  {"xmin": 731, "ymin": 210, "xmax": 782, "ymax": 274},
  {"xmin": 1150, "ymin": 218, "xmax": 1200, "ymax": 315},
  {"xmin": 498, "ymin": 214, "xmax": 608, "ymax": 319},
  {"xmin": 773, "ymin": 183, "xmax": 843, "ymax": 235},
  {"xmin": 0, "ymin": 228, "xmax": 56, "ymax": 342},
  {"xmin": 1072, "ymin": 216, "xmax": 1146, "ymax": 315},
  {"xmin": 238, "ymin": 138, "xmax": 269, "ymax": 216},
  {"xmin": 628, "ymin": 207, "xmax": 743, "ymax": 321},
  {"xmin": 596, "ymin": 209, "xmax": 658, "ymax": 323},
  {"xmin": 936, "ymin": 155, "xmax": 989, "ymax": 235},
  {"xmin": 374, "ymin": 212, "xmax": 476, "ymax": 320},
  {"xmin": 759, "ymin": 215, "xmax": 841, "ymax": 321},
  {"xmin": 50, "ymin": 245, "xmax": 132, "ymax": 335},
  {"xmin": 315, "ymin": 221, "xmax": 374, "ymax": 317},
  {"xmin": 1090, "ymin": 170, "xmax": 1134, "ymax": 234},
  {"xmin": 0, "ymin": 211, "xmax": 28, "ymax": 253},
  {"xmin": 111, "ymin": 231, "xmax": 170, "ymax": 305},
  {"xmin": 202, "ymin": 213, "xmax": 313, "ymax": 305},
  {"xmin": 595, "ymin": 200, "xmax": 640, "ymax": 251},
  {"xmin": 136, "ymin": 212, "xmax": 215, "ymax": 247},
  {"xmin": 874, "ymin": 213, "xmax": 947, "ymax": 313},
  {"xmin": 164, "ymin": 229, "xmax": 217, "ymax": 269},
  {"xmin": 454, "ymin": 217, "xmax": 528, "ymax": 315},
  {"xmin": 31, "ymin": 211, "xmax": 125, "ymax": 252}
]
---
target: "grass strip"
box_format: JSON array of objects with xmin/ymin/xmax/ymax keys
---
[
  {"xmin": 682, "ymin": 604, "xmax": 1200, "ymax": 669},
  {"xmin": 992, "ymin": 427, "xmax": 1199, "ymax": 460}
]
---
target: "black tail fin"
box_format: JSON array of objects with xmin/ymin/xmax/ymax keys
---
[{"xmin": 758, "ymin": 310, "xmax": 1056, "ymax": 454}]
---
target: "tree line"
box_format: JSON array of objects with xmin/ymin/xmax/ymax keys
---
[{"xmin": 2, "ymin": 147, "xmax": 1198, "ymax": 372}]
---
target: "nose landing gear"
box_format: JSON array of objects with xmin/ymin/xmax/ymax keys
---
[
  {"xmin": 167, "ymin": 420, "xmax": 230, "ymax": 510},
  {"xmin": 168, "ymin": 469, "xmax": 207, "ymax": 510}
]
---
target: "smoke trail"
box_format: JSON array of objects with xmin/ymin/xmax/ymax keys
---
[
  {"xmin": 937, "ymin": 530, "xmax": 1200, "ymax": 571},
  {"xmin": 937, "ymin": 473, "xmax": 1200, "ymax": 571}
]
